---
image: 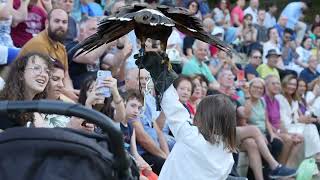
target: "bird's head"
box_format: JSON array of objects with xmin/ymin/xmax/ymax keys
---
[{"xmin": 134, "ymin": 9, "xmax": 162, "ymax": 25}]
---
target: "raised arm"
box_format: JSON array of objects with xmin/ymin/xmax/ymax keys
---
[
  {"xmin": 73, "ymin": 43, "xmax": 109, "ymax": 64},
  {"xmin": 10, "ymin": 0, "xmax": 30, "ymax": 27},
  {"xmin": 161, "ymin": 85, "xmax": 193, "ymax": 139}
]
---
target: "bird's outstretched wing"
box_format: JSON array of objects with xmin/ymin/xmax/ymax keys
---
[
  {"xmin": 157, "ymin": 6, "xmax": 204, "ymax": 32},
  {"xmin": 115, "ymin": 4, "xmax": 148, "ymax": 17},
  {"xmin": 74, "ymin": 11, "xmax": 137, "ymax": 57},
  {"xmin": 157, "ymin": 6, "xmax": 233, "ymax": 55}
]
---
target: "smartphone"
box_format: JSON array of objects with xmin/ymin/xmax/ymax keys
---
[
  {"xmin": 96, "ymin": 70, "xmax": 112, "ymax": 97},
  {"xmin": 237, "ymin": 70, "xmax": 245, "ymax": 81}
]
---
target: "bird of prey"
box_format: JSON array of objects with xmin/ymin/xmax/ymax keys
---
[{"xmin": 75, "ymin": 3, "xmax": 233, "ymax": 57}]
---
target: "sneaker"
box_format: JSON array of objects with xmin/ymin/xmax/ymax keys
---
[{"xmin": 269, "ymin": 164, "xmax": 297, "ymax": 179}]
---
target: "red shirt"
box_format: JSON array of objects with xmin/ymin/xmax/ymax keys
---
[
  {"xmin": 186, "ymin": 101, "xmax": 196, "ymax": 116},
  {"xmin": 209, "ymin": 45, "xmax": 218, "ymax": 57},
  {"xmin": 11, "ymin": 0, "xmax": 47, "ymax": 47},
  {"xmin": 231, "ymin": 5, "xmax": 244, "ymax": 26}
]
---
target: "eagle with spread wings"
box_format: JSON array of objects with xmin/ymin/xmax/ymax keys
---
[{"xmin": 75, "ymin": 4, "xmax": 233, "ymax": 57}]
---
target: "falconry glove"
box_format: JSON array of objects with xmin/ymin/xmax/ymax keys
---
[{"xmin": 135, "ymin": 51, "xmax": 178, "ymax": 110}]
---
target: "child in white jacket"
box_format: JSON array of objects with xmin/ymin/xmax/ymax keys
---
[{"xmin": 159, "ymin": 85, "xmax": 237, "ymax": 180}]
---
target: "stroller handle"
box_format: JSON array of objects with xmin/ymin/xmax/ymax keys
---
[{"xmin": 0, "ymin": 100, "xmax": 131, "ymax": 179}]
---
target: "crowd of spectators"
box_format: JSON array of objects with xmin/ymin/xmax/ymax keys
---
[{"xmin": 1, "ymin": 0, "xmax": 320, "ymax": 179}]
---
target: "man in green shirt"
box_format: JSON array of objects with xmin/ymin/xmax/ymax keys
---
[
  {"xmin": 257, "ymin": 49, "xmax": 280, "ymax": 79},
  {"xmin": 182, "ymin": 40, "xmax": 218, "ymax": 88}
]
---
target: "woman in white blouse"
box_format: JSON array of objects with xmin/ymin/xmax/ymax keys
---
[
  {"xmin": 292, "ymin": 37, "xmax": 313, "ymax": 74},
  {"xmin": 306, "ymin": 77, "xmax": 320, "ymax": 118},
  {"xmin": 276, "ymin": 74, "xmax": 320, "ymax": 161}
]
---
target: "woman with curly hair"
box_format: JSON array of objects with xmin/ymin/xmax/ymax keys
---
[{"xmin": 0, "ymin": 52, "xmax": 53, "ymax": 129}]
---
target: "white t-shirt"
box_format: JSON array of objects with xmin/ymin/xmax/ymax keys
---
[
  {"xmin": 244, "ymin": 6, "xmax": 258, "ymax": 24},
  {"xmin": 306, "ymin": 91, "xmax": 320, "ymax": 117},
  {"xmin": 264, "ymin": 12, "xmax": 276, "ymax": 29}
]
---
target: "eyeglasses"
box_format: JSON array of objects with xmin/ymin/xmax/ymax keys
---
[{"xmin": 26, "ymin": 65, "xmax": 50, "ymax": 76}]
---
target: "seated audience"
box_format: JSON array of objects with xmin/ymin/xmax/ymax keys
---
[
  {"xmin": 34, "ymin": 59, "xmax": 73, "ymax": 128},
  {"xmin": 254, "ymin": 9, "xmax": 268, "ymax": 43},
  {"xmin": 239, "ymin": 14, "xmax": 257, "ymax": 54},
  {"xmin": 292, "ymin": 37, "xmax": 313, "ymax": 74},
  {"xmin": 18, "ymin": 8, "xmax": 78, "ymax": 101},
  {"xmin": 125, "ymin": 68, "xmax": 169, "ymax": 175},
  {"xmin": 214, "ymin": 69, "xmax": 297, "ymax": 179},
  {"xmin": 281, "ymin": 28, "xmax": 299, "ymax": 69},
  {"xmin": 299, "ymin": 55, "xmax": 320, "ymax": 85},
  {"xmin": 244, "ymin": 49, "xmax": 262, "ymax": 81},
  {"xmin": 78, "ymin": 74, "xmax": 125, "ymax": 123},
  {"xmin": 172, "ymin": 75, "xmax": 193, "ymax": 117},
  {"xmin": 185, "ymin": 75, "xmax": 204, "ymax": 118},
  {"xmin": 11, "ymin": 0, "xmax": 47, "ymax": 47},
  {"xmin": 262, "ymin": 27, "xmax": 282, "ymax": 65},
  {"xmin": 121, "ymin": 90, "xmax": 158, "ymax": 180},
  {"xmin": 263, "ymin": 1, "xmax": 277, "ymax": 29},
  {"xmin": 264, "ymin": 75, "xmax": 303, "ymax": 167},
  {"xmin": 0, "ymin": 53, "xmax": 53, "ymax": 129},
  {"xmin": 182, "ymin": 40, "xmax": 218, "ymax": 88},
  {"xmin": 231, "ymin": 0, "xmax": 245, "ymax": 27},
  {"xmin": 306, "ymin": 77, "xmax": 320, "ymax": 118},
  {"xmin": 257, "ymin": 49, "xmax": 280, "ymax": 79},
  {"xmin": 276, "ymin": 74, "xmax": 320, "ymax": 162}
]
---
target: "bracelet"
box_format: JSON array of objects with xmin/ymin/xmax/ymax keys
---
[{"xmin": 114, "ymin": 98, "xmax": 123, "ymax": 105}]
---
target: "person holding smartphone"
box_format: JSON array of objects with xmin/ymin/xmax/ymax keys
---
[
  {"xmin": 239, "ymin": 14, "xmax": 257, "ymax": 55},
  {"xmin": 78, "ymin": 72, "xmax": 126, "ymax": 124}
]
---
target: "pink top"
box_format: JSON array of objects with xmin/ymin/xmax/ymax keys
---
[
  {"xmin": 11, "ymin": 0, "xmax": 47, "ymax": 47},
  {"xmin": 263, "ymin": 95, "xmax": 281, "ymax": 130},
  {"xmin": 231, "ymin": 5, "xmax": 244, "ymax": 26}
]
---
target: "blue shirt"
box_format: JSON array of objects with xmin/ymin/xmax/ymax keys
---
[
  {"xmin": 264, "ymin": 12, "xmax": 276, "ymax": 29},
  {"xmin": 300, "ymin": 68, "xmax": 320, "ymax": 84},
  {"xmin": 281, "ymin": 2, "xmax": 304, "ymax": 29},
  {"xmin": 282, "ymin": 46, "xmax": 298, "ymax": 66},
  {"xmin": 81, "ymin": 2, "xmax": 104, "ymax": 17},
  {"xmin": 198, "ymin": 0, "xmax": 210, "ymax": 16},
  {"xmin": 135, "ymin": 94, "xmax": 160, "ymax": 155},
  {"xmin": 275, "ymin": 24, "xmax": 285, "ymax": 43}
]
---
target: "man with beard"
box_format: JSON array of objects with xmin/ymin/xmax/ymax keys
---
[{"xmin": 19, "ymin": 8, "xmax": 78, "ymax": 101}]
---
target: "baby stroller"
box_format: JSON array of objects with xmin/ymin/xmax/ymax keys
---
[{"xmin": 0, "ymin": 100, "xmax": 139, "ymax": 180}]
